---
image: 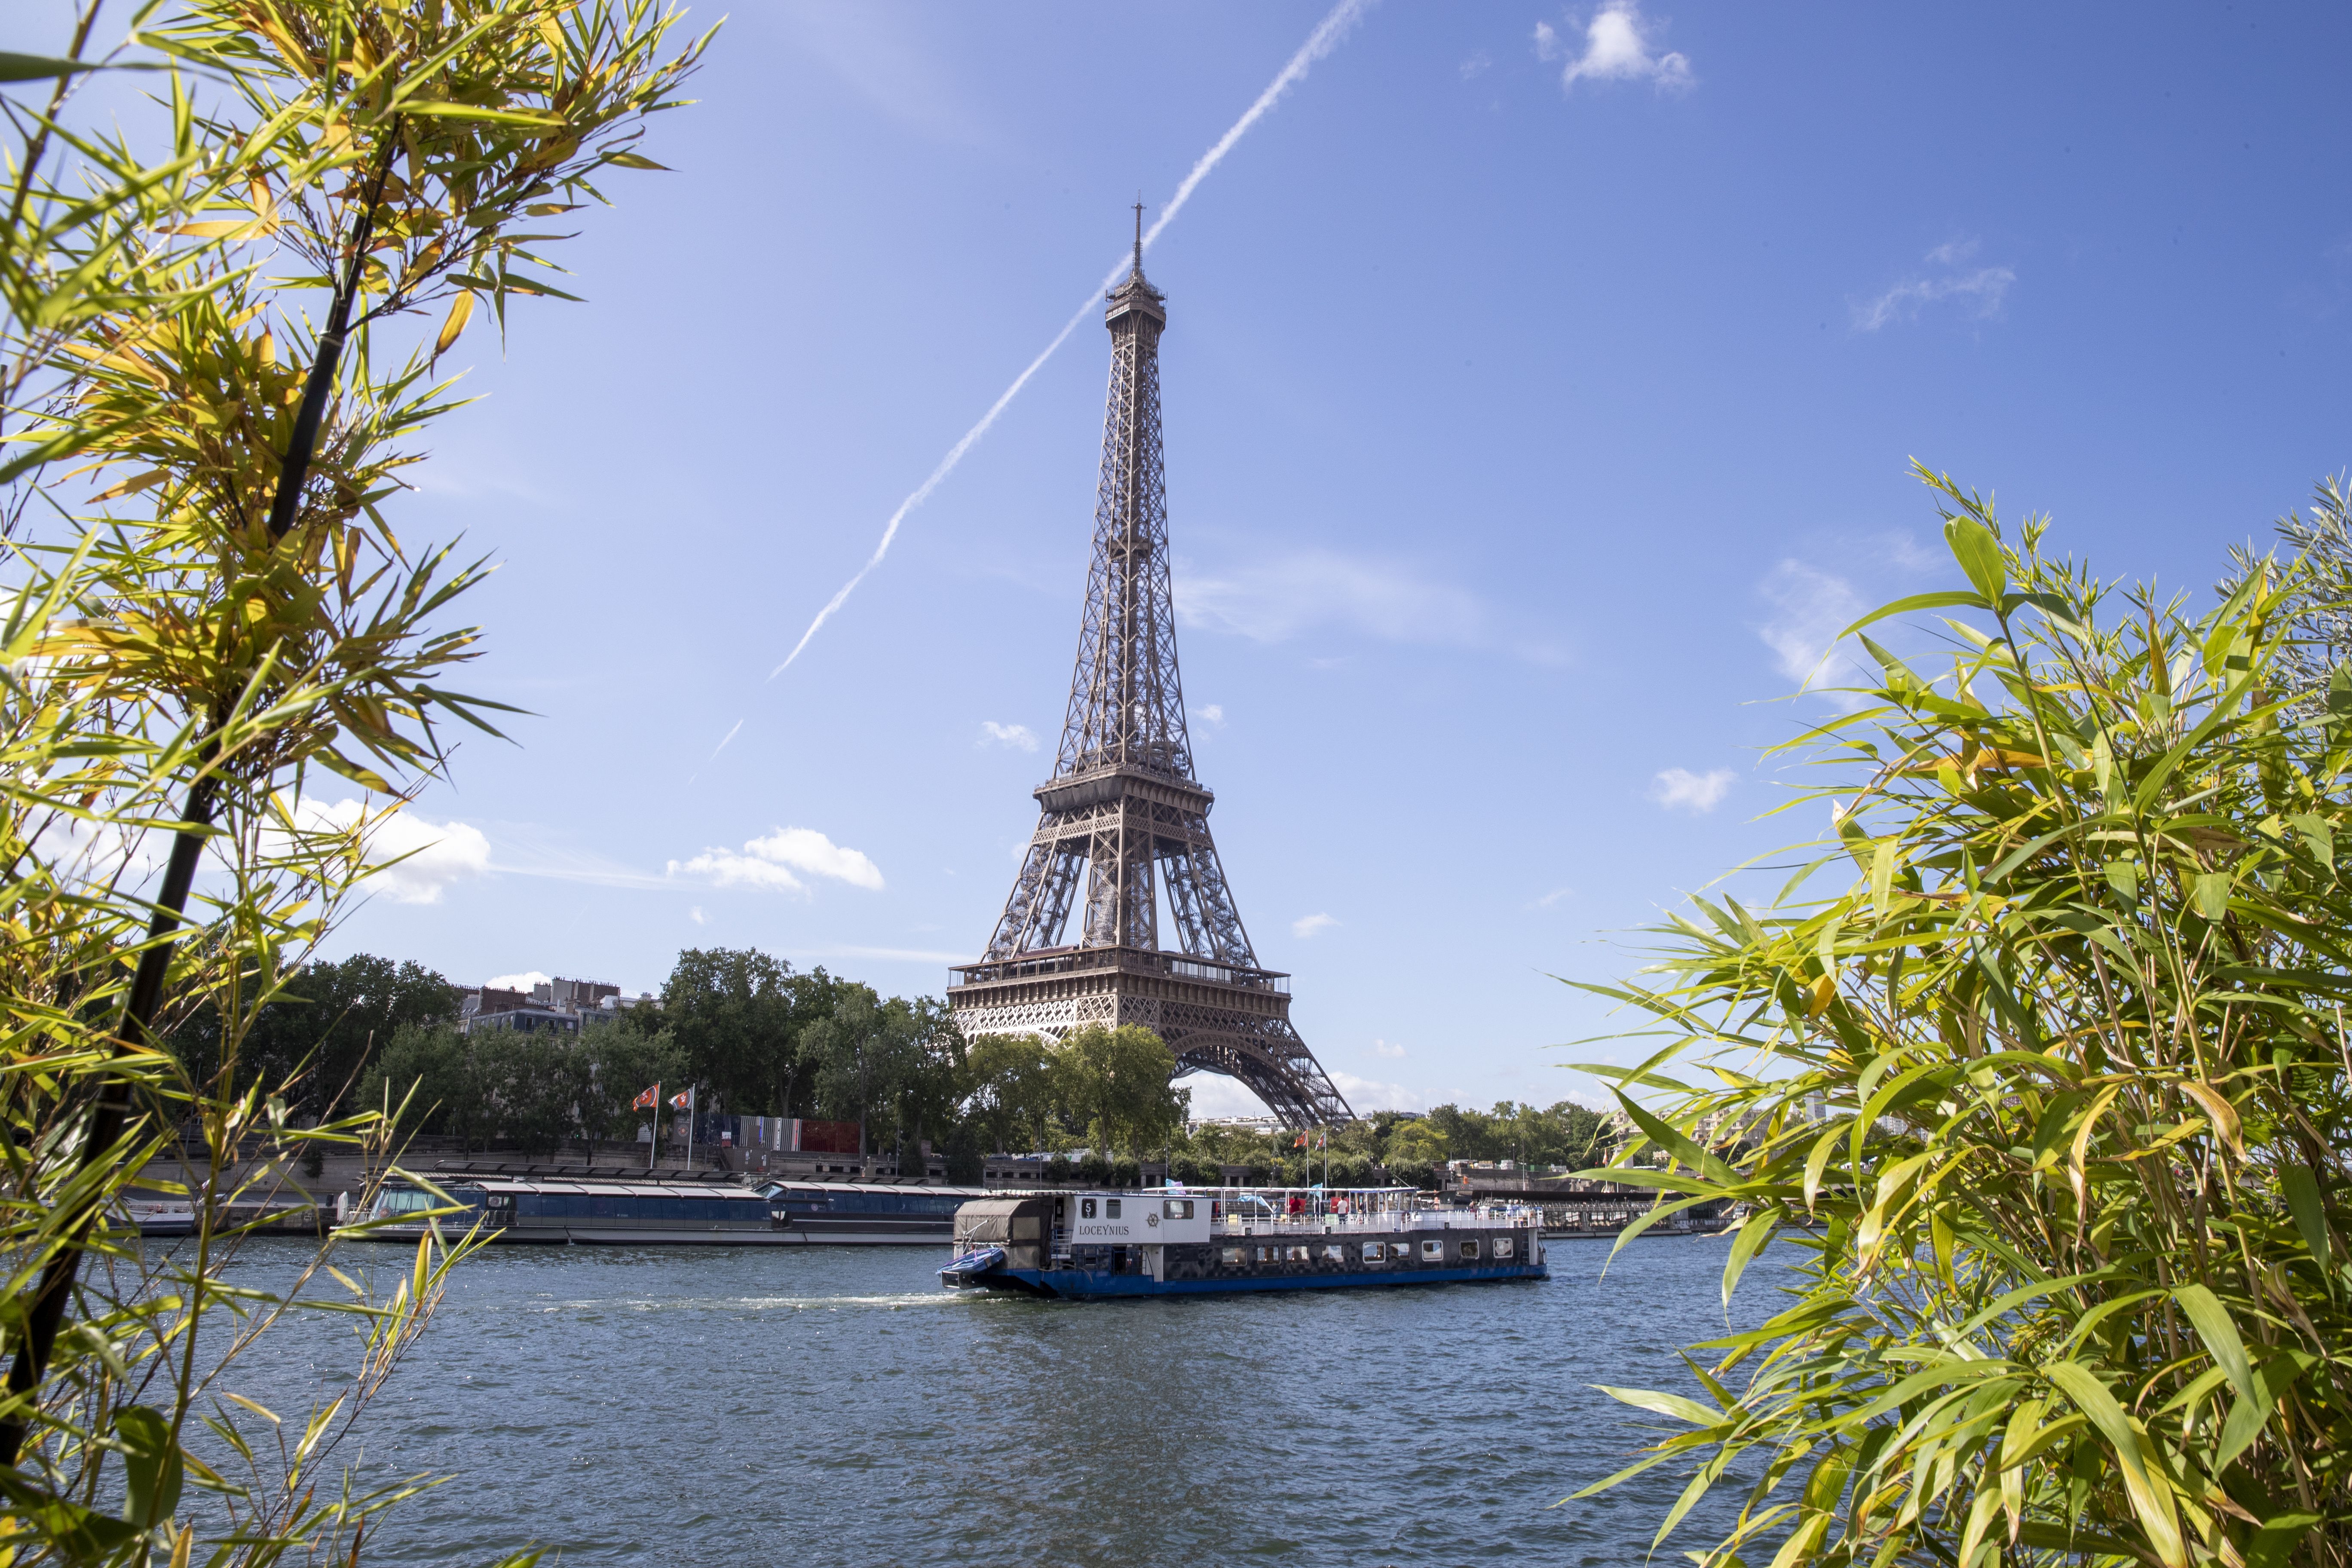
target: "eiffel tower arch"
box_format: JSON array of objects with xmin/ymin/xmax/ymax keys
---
[{"xmin": 947, "ymin": 225, "xmax": 1352, "ymax": 1131}]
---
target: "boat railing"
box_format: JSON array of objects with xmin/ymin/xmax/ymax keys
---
[{"xmin": 1216, "ymin": 1206, "xmax": 1541, "ymax": 1237}]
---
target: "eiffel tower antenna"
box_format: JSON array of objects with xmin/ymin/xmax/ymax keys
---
[{"xmin": 948, "ymin": 231, "xmax": 1352, "ymax": 1130}]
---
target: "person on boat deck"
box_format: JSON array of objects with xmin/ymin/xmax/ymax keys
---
[{"xmin": 1287, "ymin": 1194, "xmax": 1305, "ymax": 1217}]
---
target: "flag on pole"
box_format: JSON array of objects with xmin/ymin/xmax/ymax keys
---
[
  {"xmin": 1293, "ymin": 1133, "xmax": 1307, "ymax": 1148},
  {"xmin": 669, "ymin": 1089, "xmax": 693, "ymax": 1110},
  {"xmin": 632, "ymin": 1086, "xmax": 658, "ymax": 1110}
]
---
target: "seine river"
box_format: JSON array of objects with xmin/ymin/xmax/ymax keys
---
[{"xmin": 219, "ymin": 1234, "xmax": 1773, "ymax": 1566}]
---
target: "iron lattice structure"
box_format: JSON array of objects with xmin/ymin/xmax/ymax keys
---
[{"xmin": 948, "ymin": 237, "xmax": 1352, "ymax": 1130}]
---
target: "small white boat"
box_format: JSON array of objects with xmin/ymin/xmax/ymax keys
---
[{"xmin": 114, "ymin": 1198, "xmax": 196, "ymax": 1237}]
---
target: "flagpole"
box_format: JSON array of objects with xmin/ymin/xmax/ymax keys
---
[
  {"xmin": 649, "ymin": 1083, "xmax": 658, "ymax": 1172},
  {"xmin": 686, "ymin": 1085, "xmax": 696, "ymax": 1170}
]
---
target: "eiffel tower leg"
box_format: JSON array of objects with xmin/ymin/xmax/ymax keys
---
[
  {"xmin": 986, "ymin": 820, "xmax": 1088, "ymax": 958},
  {"xmin": 1081, "ymin": 806, "xmax": 1155, "ymax": 950}
]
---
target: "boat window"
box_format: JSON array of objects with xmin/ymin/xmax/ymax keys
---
[
  {"xmin": 1361, "ymin": 1242, "xmax": 1384, "ymax": 1261},
  {"xmin": 1421, "ymin": 1240, "xmax": 1443, "ymax": 1259},
  {"xmin": 1461, "ymin": 1240, "xmax": 1480, "ymax": 1259},
  {"xmin": 374, "ymin": 1188, "xmax": 440, "ymax": 1215},
  {"xmin": 1081, "ymin": 1199, "xmax": 1097, "ymax": 1219},
  {"xmin": 1106, "ymin": 1199, "xmax": 1121, "ymax": 1219},
  {"xmin": 1284, "ymin": 1245, "xmax": 1309, "ymax": 1262},
  {"xmin": 1162, "ymin": 1200, "xmax": 1194, "ymax": 1220},
  {"xmin": 1495, "ymin": 1237, "xmax": 1514, "ymax": 1258},
  {"xmin": 1321, "ymin": 1245, "xmax": 1344, "ymax": 1262},
  {"xmin": 1221, "ymin": 1247, "xmax": 1246, "ymax": 1265}
]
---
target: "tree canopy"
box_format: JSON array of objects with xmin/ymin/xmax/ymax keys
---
[{"xmin": 176, "ymin": 953, "xmax": 458, "ymax": 1118}]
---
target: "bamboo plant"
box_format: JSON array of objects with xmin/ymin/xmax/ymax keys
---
[
  {"xmin": 0, "ymin": 2, "xmax": 707, "ymax": 1562},
  {"xmin": 1573, "ymin": 468, "xmax": 2352, "ymax": 1568}
]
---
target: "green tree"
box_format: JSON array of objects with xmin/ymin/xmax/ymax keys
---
[
  {"xmin": 578, "ymin": 1022, "xmax": 682, "ymax": 1152},
  {"xmin": 1423, "ymin": 1103, "xmax": 1498, "ymax": 1160},
  {"xmin": 178, "ymin": 953, "xmax": 458, "ymax": 1117},
  {"xmin": 1383, "ymin": 1117, "xmax": 1447, "ymax": 1168},
  {"xmin": 1054, "ymin": 1024, "xmax": 1188, "ymax": 1159},
  {"xmin": 964, "ymin": 1032, "xmax": 1058, "ymax": 1154},
  {"xmin": 1576, "ymin": 472, "xmax": 2352, "ymax": 1568},
  {"xmin": 472, "ymin": 1029, "xmax": 586, "ymax": 1157},
  {"xmin": 358, "ymin": 1020, "xmax": 469, "ymax": 1139},
  {"xmin": 876, "ymin": 996, "xmax": 964, "ymax": 1173},
  {"xmin": 658, "ymin": 947, "xmax": 844, "ymax": 1115},
  {"xmin": 804, "ymin": 987, "xmax": 956, "ymax": 1163}
]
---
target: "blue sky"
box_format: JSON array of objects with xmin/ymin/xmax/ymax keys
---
[{"xmin": 62, "ymin": 2, "xmax": 2352, "ymax": 1116}]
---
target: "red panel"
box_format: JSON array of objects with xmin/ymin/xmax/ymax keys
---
[{"xmin": 798, "ymin": 1119, "xmax": 861, "ymax": 1155}]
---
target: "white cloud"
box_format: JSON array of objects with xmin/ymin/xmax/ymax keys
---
[
  {"xmin": 1292, "ymin": 912, "xmax": 1339, "ymax": 939},
  {"xmin": 1176, "ymin": 549, "xmax": 1484, "ymax": 647},
  {"xmin": 1329, "ymin": 1072, "xmax": 1421, "ymax": 1115},
  {"xmin": 979, "ymin": 721, "xmax": 1038, "ymax": 752},
  {"xmin": 1182, "ymin": 1075, "xmax": 1278, "ymax": 1120},
  {"xmin": 1651, "ymin": 767, "xmax": 1736, "ymax": 813},
  {"xmin": 1854, "ymin": 239, "xmax": 2016, "ymax": 331},
  {"xmin": 668, "ymin": 826, "xmax": 883, "ymax": 894},
  {"xmin": 485, "ymin": 971, "xmax": 551, "ymax": 993},
  {"xmin": 671, "ymin": 848, "xmax": 803, "ymax": 892},
  {"xmin": 294, "ymin": 798, "xmax": 491, "ymax": 906},
  {"xmin": 689, "ymin": 906, "xmax": 706, "ymax": 926},
  {"xmin": 1197, "ymin": 703, "xmax": 1225, "ymax": 727},
  {"xmin": 1758, "ymin": 559, "xmax": 1870, "ymax": 694},
  {"xmin": 1532, "ymin": 886, "xmax": 1574, "ymax": 910},
  {"xmin": 1179, "ymin": 1068, "xmax": 1422, "ymax": 1121},
  {"xmin": 1371, "ymin": 1039, "xmax": 1407, "ymax": 1060},
  {"xmin": 1535, "ymin": 3, "xmax": 1693, "ymax": 92}
]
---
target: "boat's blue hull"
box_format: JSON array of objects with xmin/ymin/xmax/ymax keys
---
[{"xmin": 956, "ymin": 1259, "xmax": 1549, "ymax": 1299}]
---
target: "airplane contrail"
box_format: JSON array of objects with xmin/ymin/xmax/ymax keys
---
[{"xmin": 752, "ymin": 0, "xmax": 1375, "ymax": 698}]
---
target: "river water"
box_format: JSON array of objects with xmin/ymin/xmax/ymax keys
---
[{"xmin": 216, "ymin": 1234, "xmax": 1775, "ymax": 1567}]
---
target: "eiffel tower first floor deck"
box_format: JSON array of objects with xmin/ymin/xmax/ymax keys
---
[{"xmin": 946, "ymin": 943, "xmax": 1292, "ymax": 1039}]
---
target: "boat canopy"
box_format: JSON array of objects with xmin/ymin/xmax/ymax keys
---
[{"xmin": 947, "ymin": 1198, "xmax": 1038, "ymax": 1244}]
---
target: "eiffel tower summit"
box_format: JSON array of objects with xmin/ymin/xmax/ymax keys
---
[{"xmin": 947, "ymin": 220, "xmax": 1353, "ymax": 1130}]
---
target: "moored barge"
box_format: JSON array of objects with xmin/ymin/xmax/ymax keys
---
[
  {"xmin": 940, "ymin": 1186, "xmax": 1546, "ymax": 1298},
  {"xmin": 341, "ymin": 1176, "xmax": 984, "ymax": 1245}
]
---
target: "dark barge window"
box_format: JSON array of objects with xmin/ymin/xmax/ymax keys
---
[{"xmin": 519, "ymin": 1195, "xmax": 763, "ymax": 1221}]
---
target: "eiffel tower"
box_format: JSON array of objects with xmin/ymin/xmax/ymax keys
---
[{"xmin": 947, "ymin": 220, "xmax": 1352, "ymax": 1130}]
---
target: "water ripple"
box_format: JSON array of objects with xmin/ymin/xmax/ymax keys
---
[{"xmin": 214, "ymin": 1235, "xmax": 1778, "ymax": 1565}]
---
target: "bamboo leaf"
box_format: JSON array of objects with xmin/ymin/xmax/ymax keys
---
[
  {"xmin": 0, "ymin": 52, "xmax": 110, "ymax": 81},
  {"xmin": 1594, "ymin": 1384, "xmax": 1722, "ymax": 1427},
  {"xmin": 2044, "ymin": 1362, "xmax": 2187, "ymax": 1566},
  {"xmin": 2173, "ymin": 1284, "xmax": 2254, "ymax": 1401},
  {"xmin": 434, "ymin": 289, "xmax": 475, "ymax": 357},
  {"xmin": 1945, "ymin": 514, "xmax": 2007, "ymax": 601},
  {"xmin": 1720, "ymin": 1207, "xmax": 1777, "ymax": 1313},
  {"xmin": 2282, "ymin": 1162, "xmax": 2332, "ymax": 1275}
]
